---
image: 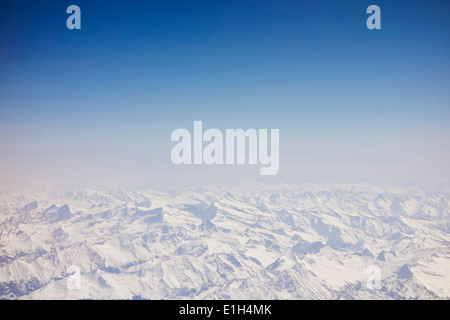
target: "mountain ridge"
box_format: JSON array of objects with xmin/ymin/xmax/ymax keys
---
[{"xmin": 0, "ymin": 182, "xmax": 449, "ymax": 299}]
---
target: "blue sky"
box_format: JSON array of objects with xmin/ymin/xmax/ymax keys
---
[{"xmin": 1, "ymin": 0, "xmax": 449, "ymax": 188}]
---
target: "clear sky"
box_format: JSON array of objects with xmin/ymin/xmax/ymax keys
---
[{"xmin": 1, "ymin": 0, "xmax": 450, "ymax": 189}]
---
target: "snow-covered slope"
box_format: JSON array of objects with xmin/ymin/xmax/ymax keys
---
[{"xmin": 0, "ymin": 183, "xmax": 449, "ymax": 299}]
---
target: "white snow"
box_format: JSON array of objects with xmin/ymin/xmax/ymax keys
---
[{"xmin": 0, "ymin": 182, "xmax": 449, "ymax": 299}]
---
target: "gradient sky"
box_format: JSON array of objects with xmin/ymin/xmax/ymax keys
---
[{"xmin": 1, "ymin": 0, "xmax": 450, "ymax": 189}]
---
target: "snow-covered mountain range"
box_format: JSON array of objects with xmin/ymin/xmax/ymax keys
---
[{"xmin": 1, "ymin": 182, "xmax": 449, "ymax": 299}]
